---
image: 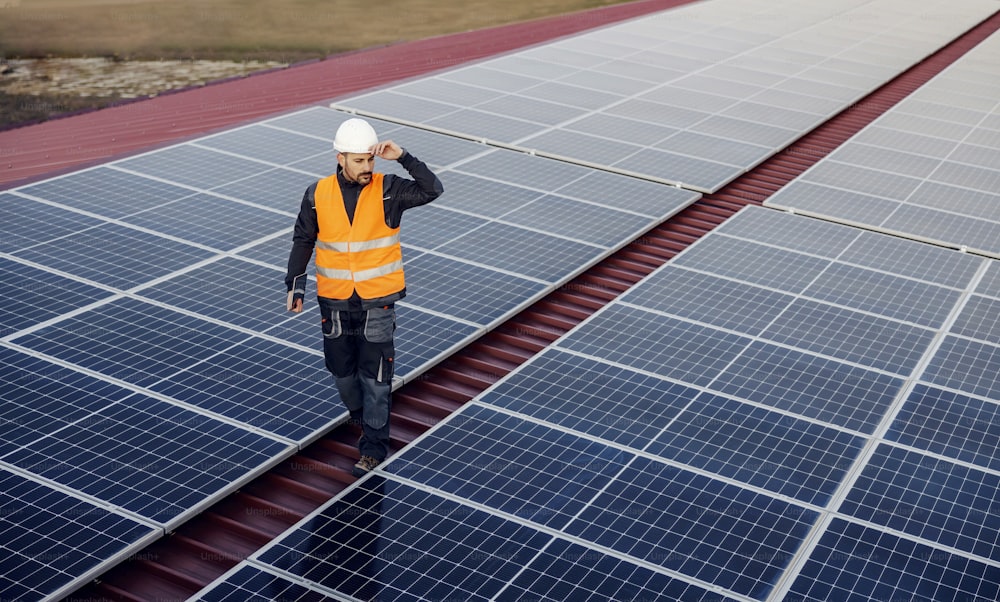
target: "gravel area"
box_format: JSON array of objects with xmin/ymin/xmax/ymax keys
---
[{"xmin": 1, "ymin": 57, "xmax": 287, "ymax": 98}]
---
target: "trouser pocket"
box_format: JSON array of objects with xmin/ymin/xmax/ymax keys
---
[
  {"xmin": 363, "ymin": 305, "xmax": 395, "ymax": 343},
  {"xmin": 321, "ymin": 306, "xmax": 342, "ymax": 339}
]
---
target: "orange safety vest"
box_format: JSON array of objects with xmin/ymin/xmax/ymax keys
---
[{"xmin": 314, "ymin": 173, "xmax": 405, "ymax": 300}]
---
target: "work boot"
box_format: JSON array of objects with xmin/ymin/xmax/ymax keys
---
[{"xmin": 352, "ymin": 455, "xmax": 381, "ymax": 478}]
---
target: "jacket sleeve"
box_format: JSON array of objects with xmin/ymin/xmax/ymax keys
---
[
  {"xmin": 285, "ymin": 183, "xmax": 318, "ymax": 291},
  {"xmin": 384, "ymin": 150, "xmax": 444, "ymax": 228}
]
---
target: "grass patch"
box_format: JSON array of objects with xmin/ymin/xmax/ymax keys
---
[{"xmin": 0, "ymin": 0, "xmax": 631, "ymax": 61}]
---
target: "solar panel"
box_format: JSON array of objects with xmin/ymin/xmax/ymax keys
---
[
  {"xmin": 766, "ymin": 29, "xmax": 1000, "ymax": 256},
  {"xmin": 219, "ymin": 206, "xmax": 1000, "ymax": 601},
  {"xmin": 330, "ymin": 0, "xmax": 998, "ymax": 191},
  {"xmin": 0, "ymin": 469, "xmax": 158, "ymax": 602},
  {"xmin": 2, "ymin": 86, "xmax": 702, "ymax": 595}
]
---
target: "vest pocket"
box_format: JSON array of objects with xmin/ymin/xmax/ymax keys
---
[{"xmin": 364, "ymin": 305, "xmax": 396, "ymax": 343}]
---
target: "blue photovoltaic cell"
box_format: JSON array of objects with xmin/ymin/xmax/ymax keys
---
[
  {"xmin": 195, "ymin": 125, "xmax": 330, "ymax": 165},
  {"xmin": 0, "ymin": 348, "xmax": 133, "ymax": 457},
  {"xmin": 499, "ymin": 194, "xmax": 657, "ymax": 248},
  {"xmin": 804, "ymin": 263, "xmax": 960, "ymax": 329},
  {"xmin": 384, "ymin": 404, "xmax": 632, "ymax": 529},
  {"xmin": 842, "ymin": 444, "xmax": 1000, "ymax": 561},
  {"xmin": 950, "ymin": 295, "xmax": 1000, "ymax": 345},
  {"xmin": 148, "ymin": 337, "xmax": 338, "ymax": 441},
  {"xmin": 762, "ymin": 298, "xmax": 935, "ymax": 374},
  {"xmin": 887, "ymin": 384, "xmax": 1000, "ymax": 472},
  {"xmin": 479, "ymin": 347, "xmax": 698, "ymax": 449},
  {"xmin": 16, "ymin": 167, "xmax": 197, "ymax": 219},
  {"xmin": 713, "ymin": 205, "xmax": 861, "ymax": 258},
  {"xmin": 788, "ymin": 518, "xmax": 1000, "ymax": 602},
  {"xmin": 120, "ymin": 192, "xmax": 292, "ymax": 251},
  {"xmin": 0, "ymin": 258, "xmax": 111, "ymax": 338},
  {"xmin": 552, "ymin": 169, "xmax": 701, "ymax": 217},
  {"xmin": 564, "ymin": 456, "xmax": 817, "ymax": 600},
  {"xmin": 397, "ymin": 204, "xmax": 490, "ymax": 250},
  {"xmin": 975, "ymin": 262, "xmax": 1000, "ymax": 297},
  {"xmin": 840, "ymin": 230, "xmax": 983, "ymax": 289},
  {"xmin": 498, "ymin": 538, "xmax": 737, "ymax": 602},
  {"xmin": 115, "ymin": 144, "xmax": 271, "ymax": 189},
  {"xmin": 403, "ymin": 253, "xmax": 548, "ymax": 326},
  {"xmin": 210, "ymin": 166, "xmax": 318, "ymax": 212},
  {"xmin": 434, "ymin": 171, "xmax": 543, "ymax": 218},
  {"xmin": 3, "ymin": 393, "xmax": 288, "ymax": 525},
  {"xmin": 455, "ymin": 148, "xmax": 594, "ymax": 191},
  {"xmin": 391, "ymin": 305, "xmax": 482, "ymax": 378},
  {"xmin": 923, "ymin": 335, "xmax": 1000, "ymax": 400},
  {"xmin": 193, "ymin": 566, "xmax": 338, "ymax": 601},
  {"xmin": 646, "ymin": 392, "xmax": 864, "ymax": 506},
  {"xmin": 12, "ymin": 296, "xmax": 248, "ymax": 388},
  {"xmin": 0, "ymin": 193, "xmax": 105, "ymax": 253},
  {"xmin": 234, "ymin": 232, "xmax": 297, "ymax": 268},
  {"xmin": 137, "ymin": 256, "xmax": 293, "ymax": 333},
  {"xmin": 0, "ymin": 469, "xmax": 156, "ymax": 602},
  {"xmin": 11, "ymin": 222, "xmax": 216, "ymax": 290},
  {"xmin": 256, "ymin": 476, "xmax": 552, "ymax": 601},
  {"xmin": 435, "ymin": 221, "xmax": 604, "ymax": 283},
  {"xmin": 711, "ymin": 341, "xmax": 903, "ymax": 434},
  {"xmin": 620, "ymin": 266, "xmax": 795, "ymax": 335},
  {"xmin": 558, "ymin": 304, "xmax": 751, "ymax": 387},
  {"xmin": 672, "ymin": 235, "xmax": 831, "ymax": 292}
]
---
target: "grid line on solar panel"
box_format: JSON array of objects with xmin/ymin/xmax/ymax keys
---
[
  {"xmin": 0, "ymin": 347, "xmax": 135, "ymax": 457},
  {"xmin": 710, "ymin": 341, "xmax": 905, "ymax": 435},
  {"xmin": 10, "ymin": 221, "xmax": 219, "ymax": 290},
  {"xmin": 564, "ymin": 456, "xmax": 818, "ymax": 600},
  {"xmin": 645, "ymin": 392, "xmax": 865, "ymax": 507},
  {"xmin": 134, "ymin": 256, "xmax": 303, "ymax": 334},
  {"xmin": 113, "ymin": 144, "xmax": 281, "ymax": 190},
  {"xmin": 191, "ymin": 565, "xmax": 343, "ymax": 601},
  {"xmin": 761, "ymin": 298, "xmax": 937, "ymax": 374},
  {"xmin": 13, "ymin": 167, "xmax": 200, "ymax": 220},
  {"xmin": 838, "ymin": 443, "xmax": 1000, "ymax": 563},
  {"xmin": 478, "ymin": 347, "xmax": 700, "ymax": 450},
  {"xmin": 2, "ymin": 391, "xmax": 290, "ymax": 526},
  {"xmin": 0, "ymin": 258, "xmax": 113, "ymax": 340},
  {"xmin": 193, "ymin": 125, "xmax": 332, "ymax": 165},
  {"xmin": 496, "ymin": 537, "xmax": 739, "ymax": 602},
  {"xmin": 556, "ymin": 303, "xmax": 753, "ymax": 387},
  {"xmin": 619, "ymin": 266, "xmax": 797, "ymax": 335},
  {"xmin": 924, "ymin": 328, "xmax": 1000, "ymax": 397},
  {"xmin": 253, "ymin": 476, "xmax": 554, "ymax": 601},
  {"xmin": 0, "ymin": 469, "xmax": 159, "ymax": 602},
  {"xmin": 9, "ymin": 296, "xmax": 250, "ymax": 389},
  {"xmin": 119, "ymin": 192, "xmax": 294, "ymax": 252},
  {"xmin": 402, "ymin": 252, "xmax": 549, "ymax": 326},
  {"xmin": 383, "ymin": 404, "xmax": 633, "ymax": 530},
  {"xmin": 785, "ymin": 517, "xmax": 1000, "ymax": 602},
  {"xmin": 2, "ymin": 193, "xmax": 108, "ymax": 254},
  {"xmin": 146, "ymin": 335, "xmax": 343, "ymax": 442}
]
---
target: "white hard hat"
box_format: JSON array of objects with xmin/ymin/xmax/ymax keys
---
[{"xmin": 333, "ymin": 118, "xmax": 378, "ymax": 154}]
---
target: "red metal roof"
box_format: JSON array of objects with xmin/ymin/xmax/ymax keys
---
[{"xmin": 0, "ymin": 0, "xmax": 692, "ymax": 190}]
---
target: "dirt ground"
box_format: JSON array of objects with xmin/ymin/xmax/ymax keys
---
[{"xmin": 0, "ymin": 0, "xmax": 630, "ymax": 130}]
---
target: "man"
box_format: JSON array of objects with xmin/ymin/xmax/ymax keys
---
[{"xmin": 285, "ymin": 117, "xmax": 443, "ymax": 477}]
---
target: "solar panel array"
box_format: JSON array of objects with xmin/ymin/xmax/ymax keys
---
[
  {"xmin": 331, "ymin": 0, "xmax": 998, "ymax": 192},
  {"xmin": 1, "ymin": 108, "xmax": 695, "ymax": 601},
  {"xmin": 5, "ymin": 0, "xmax": 1000, "ymax": 598},
  {"xmin": 196, "ymin": 205, "xmax": 1000, "ymax": 601},
  {"xmin": 766, "ymin": 29, "xmax": 1000, "ymax": 257}
]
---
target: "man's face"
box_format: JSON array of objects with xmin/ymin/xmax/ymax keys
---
[{"xmin": 338, "ymin": 152, "xmax": 375, "ymax": 185}]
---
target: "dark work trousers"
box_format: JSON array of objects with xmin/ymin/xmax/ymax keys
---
[{"xmin": 320, "ymin": 303, "xmax": 395, "ymax": 462}]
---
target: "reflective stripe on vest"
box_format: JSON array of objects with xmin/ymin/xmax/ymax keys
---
[{"xmin": 314, "ymin": 173, "xmax": 406, "ymax": 300}]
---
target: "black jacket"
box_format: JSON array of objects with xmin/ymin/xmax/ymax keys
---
[{"xmin": 285, "ymin": 150, "xmax": 444, "ymax": 310}]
